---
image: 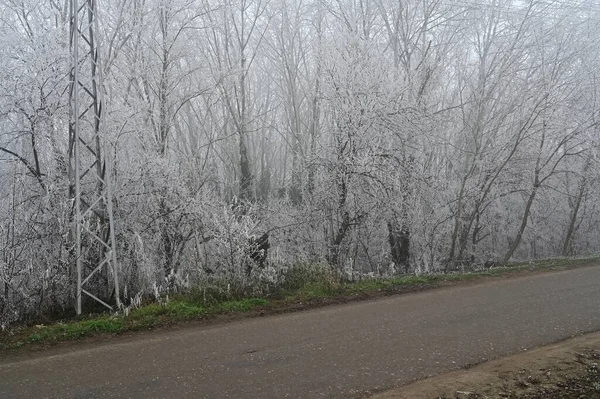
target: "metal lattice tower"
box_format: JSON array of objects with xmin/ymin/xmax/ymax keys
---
[{"xmin": 69, "ymin": 0, "xmax": 120, "ymax": 315}]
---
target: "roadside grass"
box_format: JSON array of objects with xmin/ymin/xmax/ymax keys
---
[
  {"xmin": 0, "ymin": 297, "xmax": 270, "ymax": 350},
  {"xmin": 1, "ymin": 255, "xmax": 598, "ymax": 351}
]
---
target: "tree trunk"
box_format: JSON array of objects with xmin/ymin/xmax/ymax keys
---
[
  {"xmin": 327, "ymin": 210, "xmax": 350, "ymax": 267},
  {"xmin": 387, "ymin": 220, "xmax": 410, "ymax": 274},
  {"xmin": 504, "ymin": 186, "xmax": 538, "ymax": 263},
  {"xmin": 237, "ymin": 4, "xmax": 254, "ymax": 204},
  {"xmin": 289, "ymin": 138, "xmax": 302, "ymax": 205},
  {"xmin": 562, "ymin": 177, "xmax": 586, "ymax": 256}
]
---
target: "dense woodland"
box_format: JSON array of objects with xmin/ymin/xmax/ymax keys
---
[{"xmin": 1, "ymin": 0, "xmax": 600, "ymax": 327}]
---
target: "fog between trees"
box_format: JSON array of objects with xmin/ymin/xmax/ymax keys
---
[{"xmin": 1, "ymin": 0, "xmax": 599, "ymax": 326}]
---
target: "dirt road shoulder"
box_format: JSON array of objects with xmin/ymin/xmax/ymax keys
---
[{"xmin": 371, "ymin": 331, "xmax": 600, "ymax": 399}]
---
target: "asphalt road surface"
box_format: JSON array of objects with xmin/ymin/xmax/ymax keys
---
[{"xmin": 2, "ymin": 266, "xmax": 600, "ymax": 398}]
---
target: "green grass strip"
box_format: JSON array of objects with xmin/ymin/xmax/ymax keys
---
[{"xmin": 1, "ymin": 256, "xmax": 598, "ymax": 351}]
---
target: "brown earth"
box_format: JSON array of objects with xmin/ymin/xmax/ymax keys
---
[{"xmin": 371, "ymin": 332, "xmax": 600, "ymax": 399}]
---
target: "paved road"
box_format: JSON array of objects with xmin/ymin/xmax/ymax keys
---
[{"xmin": 2, "ymin": 266, "xmax": 600, "ymax": 399}]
